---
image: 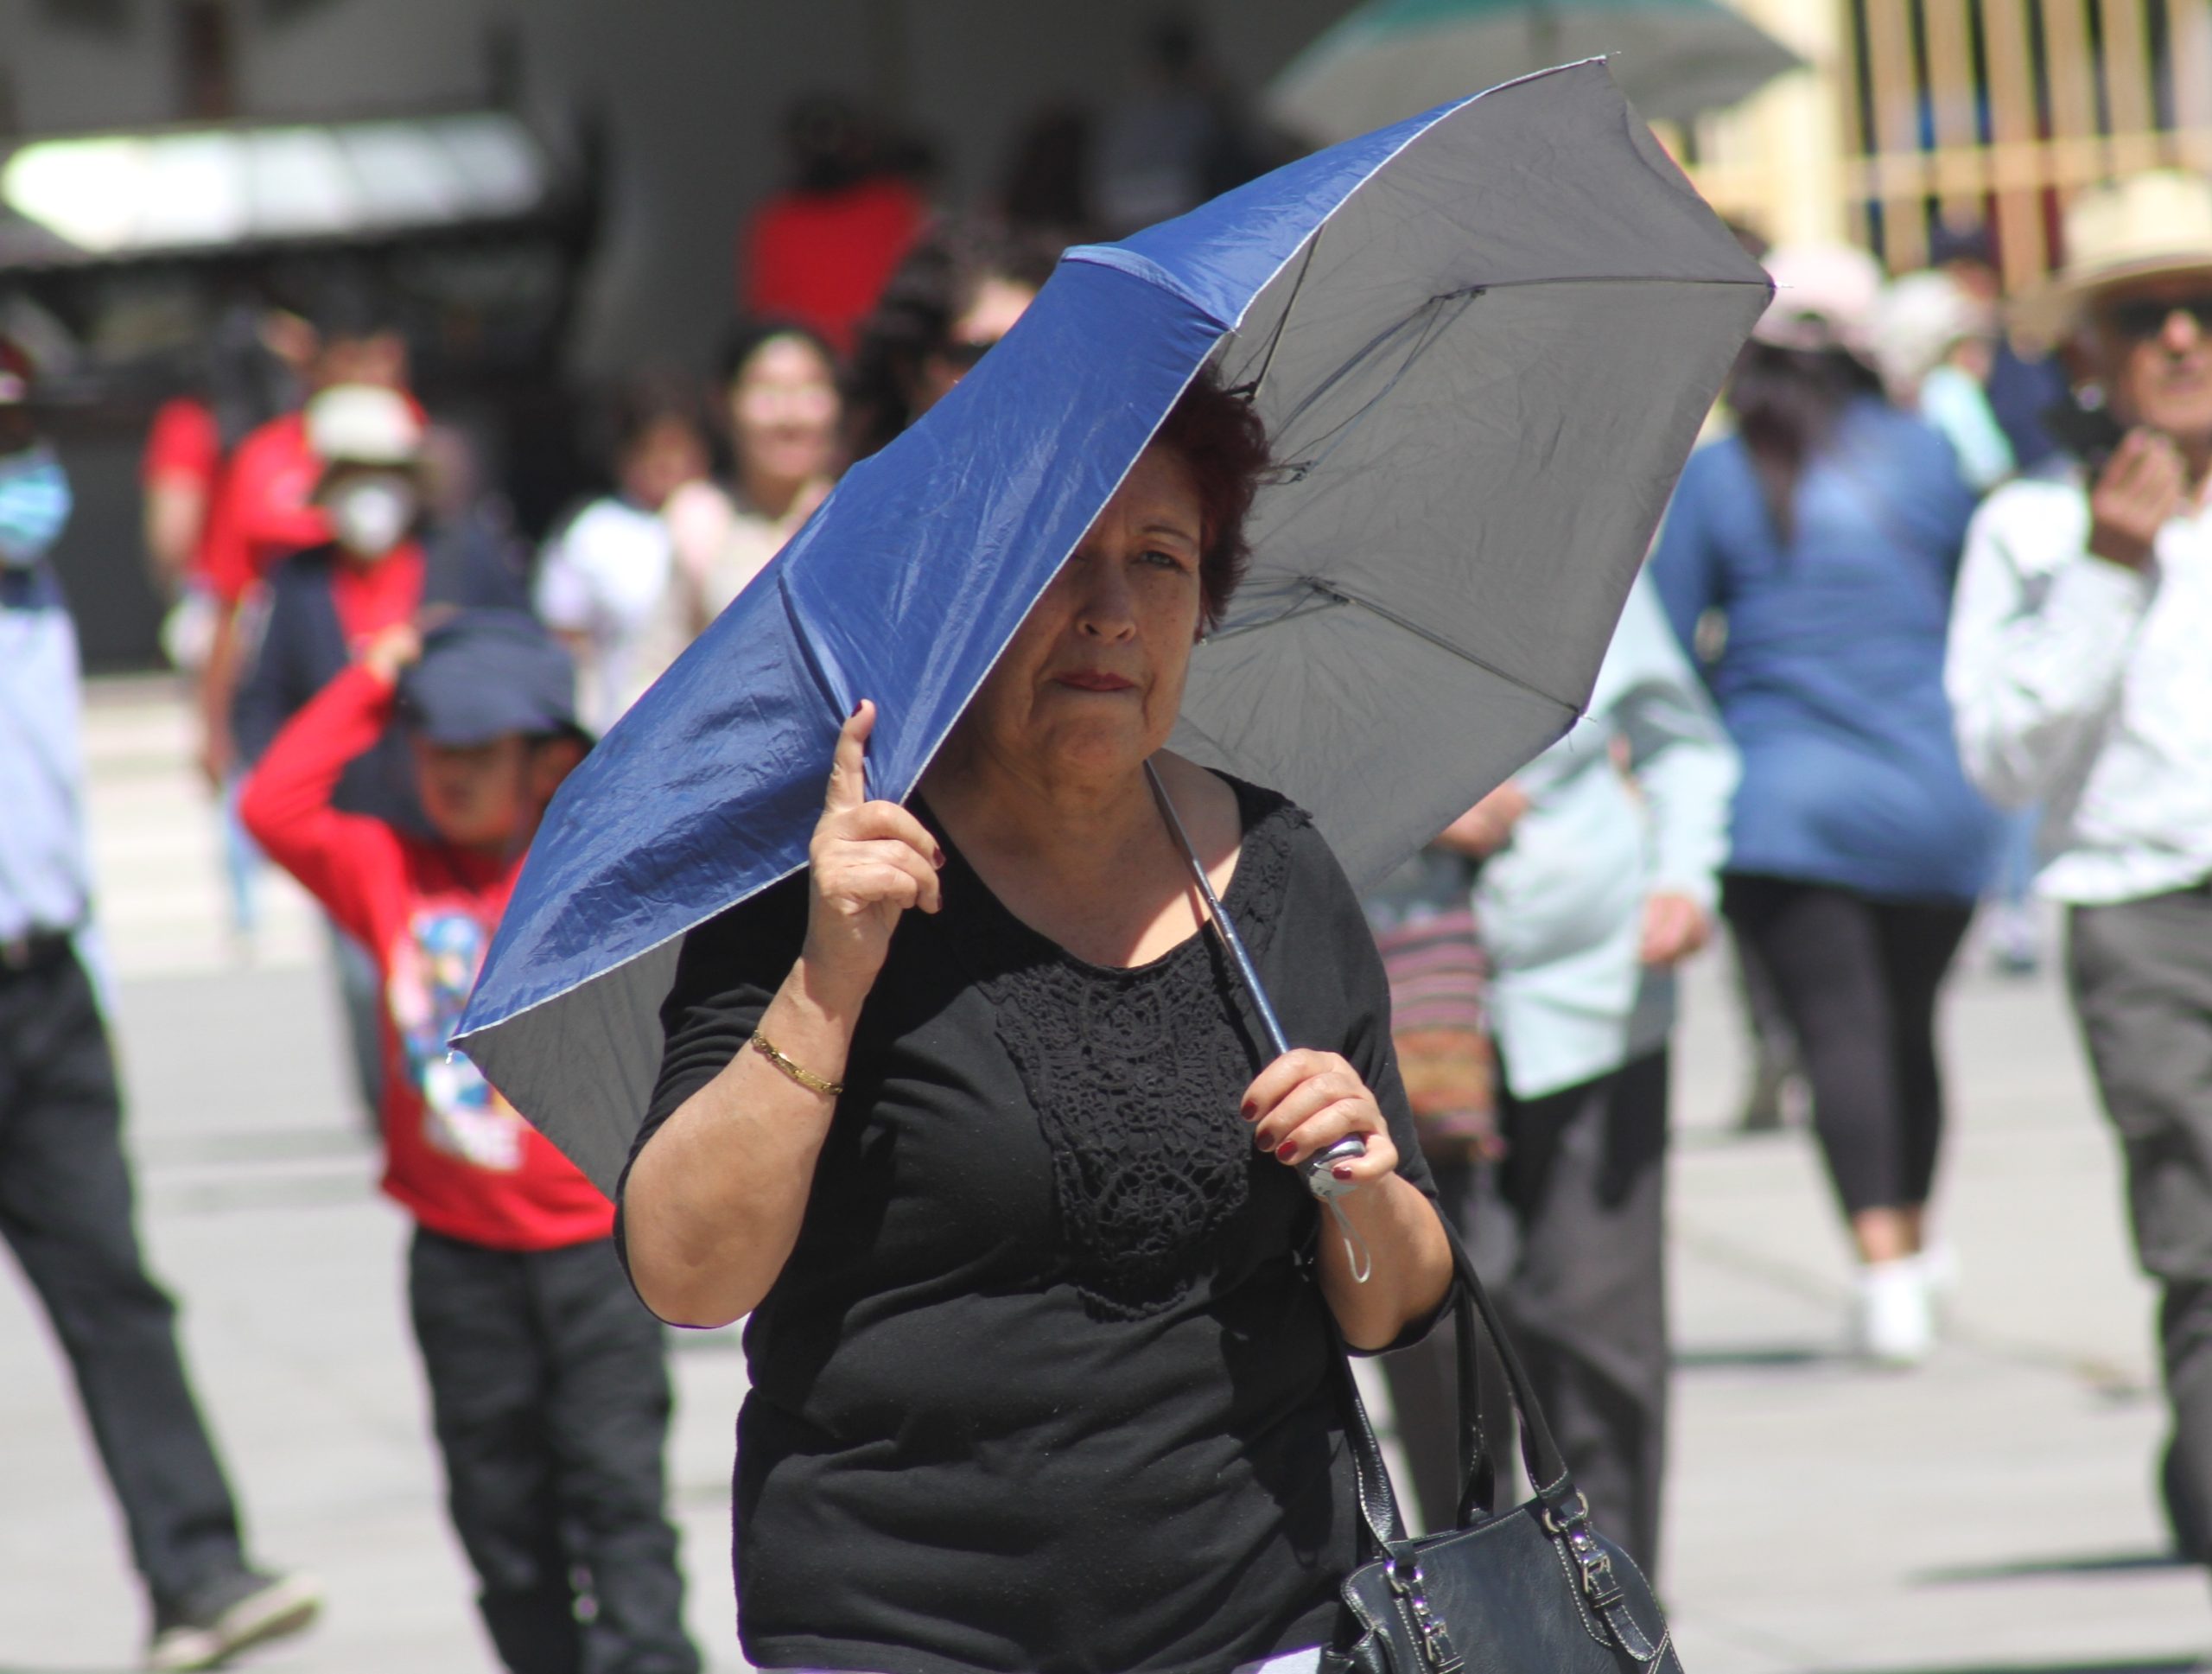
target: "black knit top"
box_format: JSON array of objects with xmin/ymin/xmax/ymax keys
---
[{"xmin": 619, "ymin": 777, "xmax": 1434, "ymax": 1674}]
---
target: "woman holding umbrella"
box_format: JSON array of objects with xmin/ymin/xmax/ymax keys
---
[
  {"xmin": 620, "ymin": 372, "xmax": 1452, "ymax": 1674},
  {"xmin": 461, "ymin": 62, "xmax": 1768, "ymax": 1674}
]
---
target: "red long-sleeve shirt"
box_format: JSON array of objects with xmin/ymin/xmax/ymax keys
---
[
  {"xmin": 197, "ymin": 413, "xmax": 328, "ymax": 602},
  {"xmin": 240, "ymin": 664, "xmax": 613, "ymax": 1250}
]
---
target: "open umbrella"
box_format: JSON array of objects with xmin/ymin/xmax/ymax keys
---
[
  {"xmin": 1267, "ymin": 0, "xmax": 1803, "ymax": 142},
  {"xmin": 455, "ymin": 60, "xmax": 1768, "ymax": 1193}
]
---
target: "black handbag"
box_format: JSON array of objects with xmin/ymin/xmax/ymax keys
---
[{"xmin": 1321, "ymin": 1224, "xmax": 1682, "ymax": 1674}]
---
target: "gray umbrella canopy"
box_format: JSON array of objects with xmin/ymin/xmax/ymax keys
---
[
  {"xmin": 1268, "ymin": 0, "xmax": 1803, "ymax": 141},
  {"xmin": 1173, "ymin": 63, "xmax": 1765, "ymax": 893}
]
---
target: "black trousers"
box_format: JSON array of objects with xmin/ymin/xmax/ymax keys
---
[
  {"xmin": 1721, "ymin": 875, "xmax": 1974, "ymax": 1217},
  {"xmin": 1385, "ymin": 1048, "xmax": 1671, "ymax": 1577},
  {"xmin": 407, "ymin": 1227, "xmax": 699, "ymax": 1674},
  {"xmin": 2068, "ymin": 887, "xmax": 2212, "ymax": 1563},
  {"xmin": 0, "ymin": 947, "xmax": 247, "ymax": 1607}
]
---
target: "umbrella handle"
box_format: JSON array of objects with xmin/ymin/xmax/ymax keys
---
[{"xmin": 1143, "ymin": 761, "xmax": 1373, "ymax": 1254}]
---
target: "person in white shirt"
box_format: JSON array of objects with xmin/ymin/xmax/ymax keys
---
[
  {"xmin": 534, "ymin": 380, "xmax": 710, "ymax": 734},
  {"xmin": 1947, "ymin": 170, "xmax": 2212, "ymax": 1566}
]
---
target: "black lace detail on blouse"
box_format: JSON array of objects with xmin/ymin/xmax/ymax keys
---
[{"xmin": 950, "ymin": 787, "xmax": 1304, "ymax": 1321}]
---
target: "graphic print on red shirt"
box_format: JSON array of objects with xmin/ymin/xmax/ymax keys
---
[{"xmin": 240, "ymin": 664, "xmax": 612, "ymax": 1250}]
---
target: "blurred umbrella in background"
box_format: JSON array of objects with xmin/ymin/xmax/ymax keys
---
[{"xmin": 1268, "ymin": 0, "xmax": 1802, "ymax": 140}]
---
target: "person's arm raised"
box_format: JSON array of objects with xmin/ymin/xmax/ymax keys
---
[{"xmin": 622, "ymin": 701, "xmax": 944, "ymax": 1327}]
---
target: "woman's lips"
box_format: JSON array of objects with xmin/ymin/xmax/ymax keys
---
[{"xmin": 1055, "ymin": 671, "xmax": 1136, "ymax": 692}]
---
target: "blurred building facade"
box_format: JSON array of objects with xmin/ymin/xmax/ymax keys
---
[{"xmin": 1679, "ymin": 0, "xmax": 2212, "ymax": 290}]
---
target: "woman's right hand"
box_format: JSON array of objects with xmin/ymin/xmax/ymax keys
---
[{"xmin": 802, "ymin": 700, "xmax": 944, "ymax": 1004}]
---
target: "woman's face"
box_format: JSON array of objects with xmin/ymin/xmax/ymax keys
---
[
  {"xmin": 729, "ymin": 334, "xmax": 839, "ymax": 490},
  {"xmin": 960, "ymin": 445, "xmax": 1205, "ymax": 783},
  {"xmin": 915, "ymin": 276, "xmax": 1038, "ymax": 416}
]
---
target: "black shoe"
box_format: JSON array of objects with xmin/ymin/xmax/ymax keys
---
[{"xmin": 148, "ymin": 1568, "xmax": 322, "ymax": 1671}]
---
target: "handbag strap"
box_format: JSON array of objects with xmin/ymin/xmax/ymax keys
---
[{"xmin": 1329, "ymin": 1213, "xmax": 1581, "ymax": 1553}]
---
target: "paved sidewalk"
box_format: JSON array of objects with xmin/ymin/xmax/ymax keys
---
[{"xmin": 3, "ymin": 681, "xmax": 2208, "ymax": 1671}]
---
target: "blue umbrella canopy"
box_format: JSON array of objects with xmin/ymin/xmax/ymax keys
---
[{"xmin": 456, "ymin": 60, "xmax": 1768, "ymax": 1193}]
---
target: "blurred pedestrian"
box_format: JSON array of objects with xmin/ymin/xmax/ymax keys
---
[
  {"xmin": 533, "ymin": 376, "xmax": 713, "ymax": 733},
  {"xmin": 194, "ymin": 289, "xmax": 410, "ymax": 792},
  {"xmin": 738, "ymin": 93, "xmax": 930, "ymax": 356},
  {"xmin": 1650, "ymin": 244, "xmax": 2002, "ymax": 1367},
  {"xmin": 844, "ymin": 220, "xmax": 1055, "ymax": 458},
  {"xmin": 1872, "ymin": 269, "xmax": 2016, "ymax": 493},
  {"xmin": 1947, "ymin": 170, "xmax": 2212, "ymax": 1565},
  {"xmin": 1872, "ymin": 270, "xmax": 2044, "ymax": 974},
  {"xmin": 143, "ymin": 300, "xmax": 312, "ymax": 621},
  {"xmin": 1930, "ymin": 223, "xmax": 2070, "ymax": 474},
  {"xmin": 232, "ymin": 385, "xmax": 528, "ymax": 1126},
  {"xmin": 1388, "ymin": 575, "xmax": 1737, "ymax": 1572},
  {"xmin": 241, "ymin": 613, "xmax": 698, "ymax": 1674},
  {"xmin": 659, "ymin": 320, "xmax": 843, "ymax": 646},
  {"xmin": 1365, "ymin": 805, "xmax": 1512, "ymax": 1544},
  {"xmin": 0, "ymin": 337, "xmax": 322, "ymax": 1671}
]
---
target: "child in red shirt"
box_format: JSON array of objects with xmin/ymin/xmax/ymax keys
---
[{"xmin": 241, "ymin": 612, "xmax": 698, "ymax": 1674}]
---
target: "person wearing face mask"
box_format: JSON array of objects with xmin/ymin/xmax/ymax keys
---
[
  {"xmin": 232, "ymin": 385, "xmax": 435, "ymax": 1124},
  {"xmin": 0, "ymin": 339, "xmax": 324, "ymax": 1667},
  {"xmin": 1948, "ymin": 171, "xmax": 2212, "ymax": 1571}
]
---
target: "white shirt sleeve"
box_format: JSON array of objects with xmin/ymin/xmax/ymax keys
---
[
  {"xmin": 533, "ymin": 523, "xmax": 599, "ymax": 634},
  {"xmin": 1945, "ymin": 483, "xmax": 2155, "ymax": 811},
  {"xmin": 1611, "ymin": 575, "xmax": 1738, "ymax": 912}
]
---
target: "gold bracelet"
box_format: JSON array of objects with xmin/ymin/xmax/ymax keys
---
[{"xmin": 749, "ymin": 1030, "xmax": 844, "ymax": 1098}]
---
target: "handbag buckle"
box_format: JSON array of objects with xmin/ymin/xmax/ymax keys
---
[
  {"xmin": 1541, "ymin": 1493, "xmax": 1625, "ymax": 1610},
  {"xmin": 1384, "ymin": 1557, "xmax": 1464, "ymax": 1674}
]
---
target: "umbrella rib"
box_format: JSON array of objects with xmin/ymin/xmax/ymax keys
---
[
  {"xmin": 1307, "ymin": 579, "xmax": 1583, "ymax": 716},
  {"xmin": 1273, "ymin": 290, "xmax": 1478, "ymax": 482},
  {"xmin": 1226, "ymin": 227, "xmax": 1324, "ymax": 401}
]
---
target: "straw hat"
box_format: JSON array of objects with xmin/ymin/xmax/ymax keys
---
[{"xmin": 2017, "ymin": 169, "xmax": 2212, "ymax": 344}]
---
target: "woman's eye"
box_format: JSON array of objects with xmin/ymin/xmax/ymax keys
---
[{"xmin": 1140, "ymin": 547, "xmax": 1189, "ymax": 571}]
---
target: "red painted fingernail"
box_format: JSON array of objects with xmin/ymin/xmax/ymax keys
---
[
  {"xmin": 850, "ymin": 700, "xmax": 864, "ymax": 717},
  {"xmin": 932, "ymin": 846, "xmax": 946, "ymax": 868},
  {"xmin": 1240, "ymin": 1100, "xmax": 1256, "ymax": 1120},
  {"xmin": 1333, "ymin": 1163, "xmax": 1356, "ymax": 1181},
  {"xmin": 1275, "ymin": 1141, "xmax": 1299, "ymax": 1162}
]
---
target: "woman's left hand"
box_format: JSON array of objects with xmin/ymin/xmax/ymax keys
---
[{"xmin": 1242, "ymin": 1050, "xmax": 1399, "ymax": 1189}]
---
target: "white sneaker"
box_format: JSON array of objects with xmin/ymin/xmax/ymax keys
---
[{"xmin": 1853, "ymin": 1257, "xmax": 1936, "ymax": 1368}]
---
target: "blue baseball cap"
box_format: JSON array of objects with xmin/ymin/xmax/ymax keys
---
[{"xmin": 397, "ymin": 610, "xmax": 593, "ymax": 748}]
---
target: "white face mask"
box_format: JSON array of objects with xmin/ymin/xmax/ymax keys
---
[{"xmin": 326, "ymin": 474, "xmax": 418, "ymax": 557}]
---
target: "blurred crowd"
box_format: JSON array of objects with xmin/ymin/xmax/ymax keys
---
[{"xmin": 3, "ymin": 23, "xmax": 2212, "ymax": 1671}]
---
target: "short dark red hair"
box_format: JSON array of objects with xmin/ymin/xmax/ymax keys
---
[{"xmin": 1148, "ymin": 366, "xmax": 1271, "ymax": 631}]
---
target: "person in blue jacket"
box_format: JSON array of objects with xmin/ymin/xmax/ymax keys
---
[{"xmin": 1649, "ymin": 244, "xmax": 2002, "ymax": 1367}]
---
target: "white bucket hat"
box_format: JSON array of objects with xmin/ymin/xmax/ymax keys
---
[
  {"xmin": 2016, "ymin": 169, "xmax": 2212, "ymax": 345},
  {"xmin": 1751, "ymin": 243, "xmax": 1886, "ymax": 363},
  {"xmin": 304, "ymin": 384, "xmax": 423, "ymax": 490},
  {"xmin": 1872, "ymin": 269, "xmax": 1994, "ymax": 393}
]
